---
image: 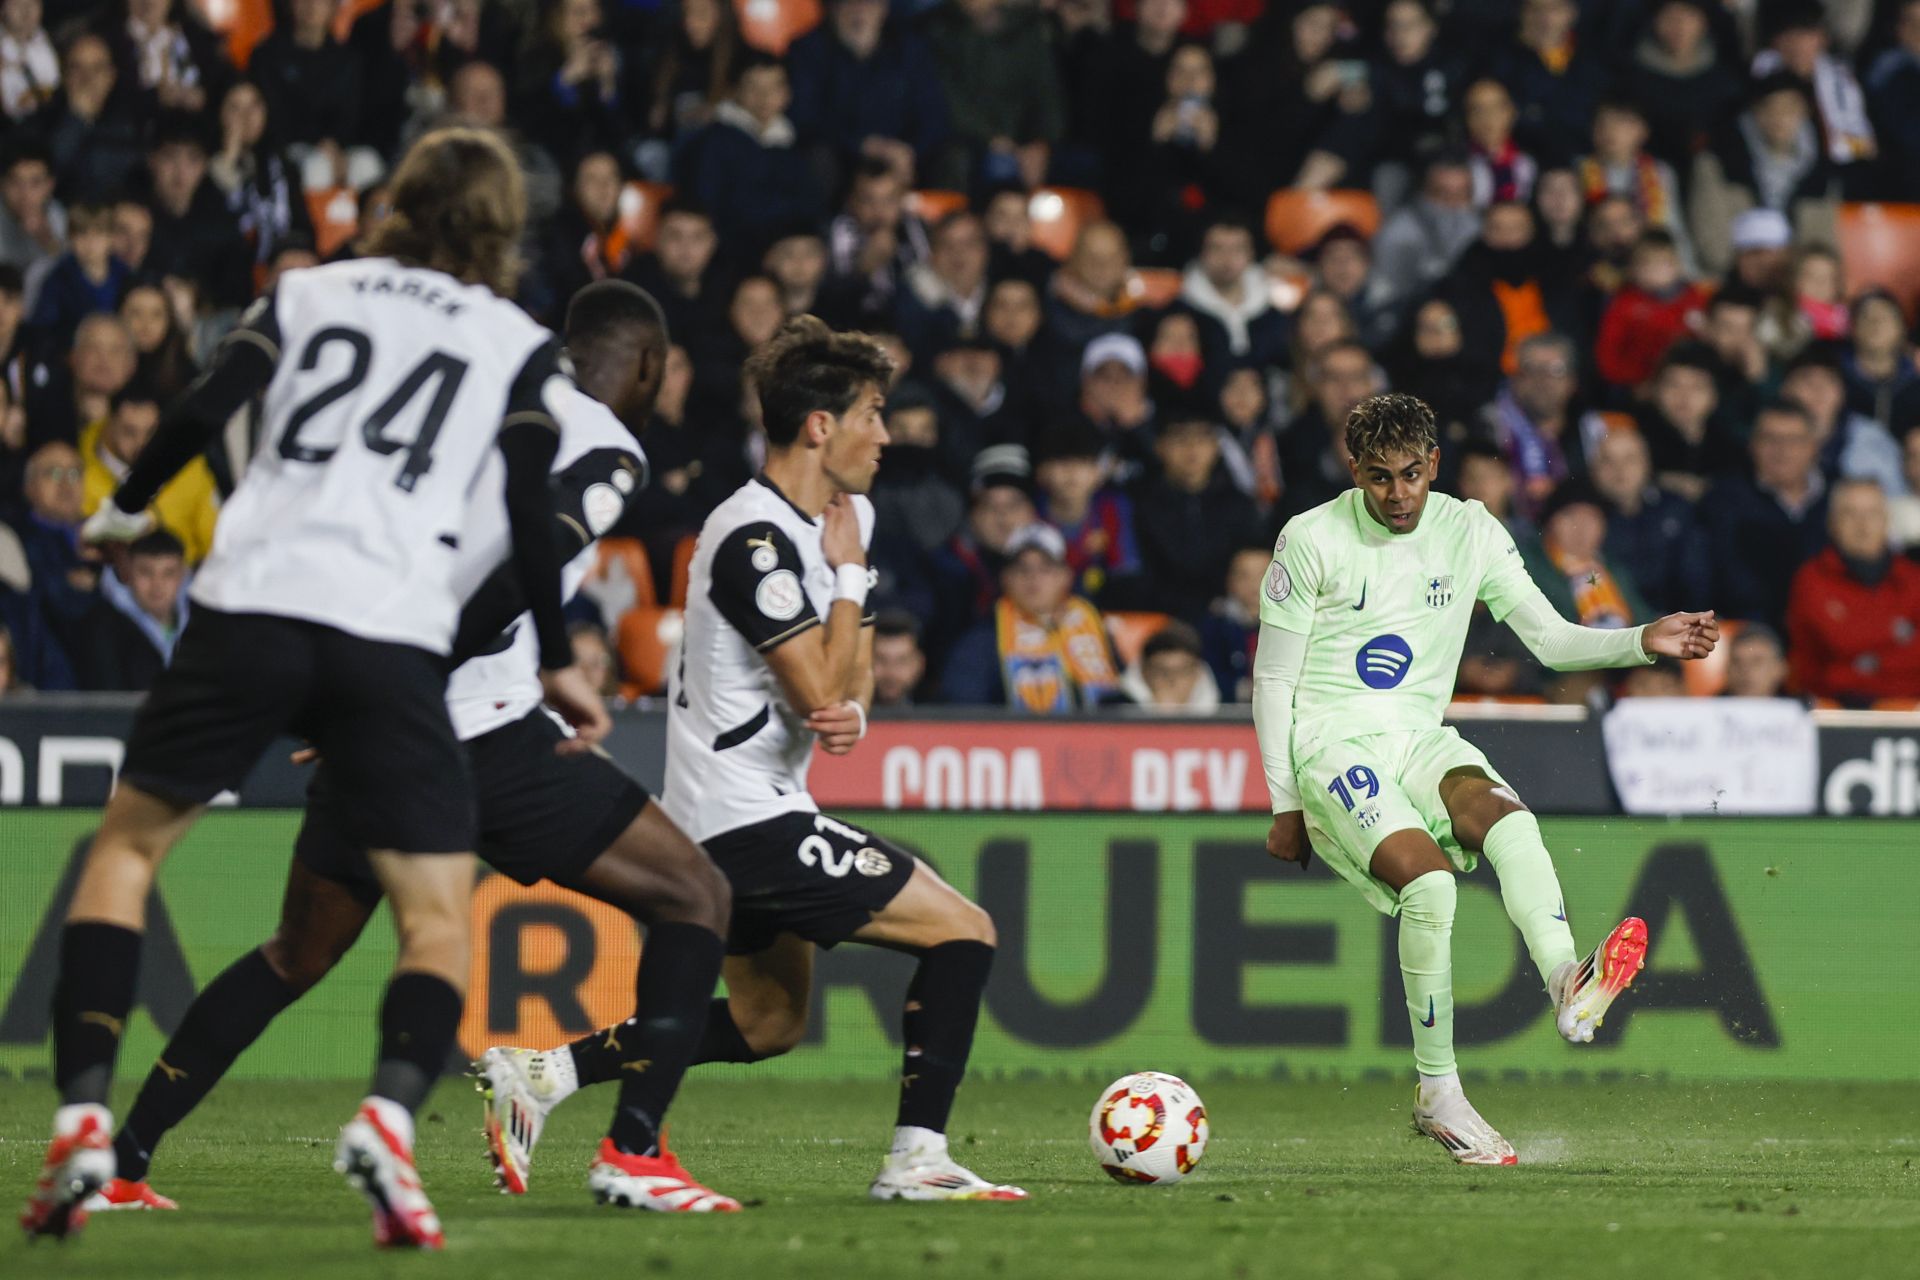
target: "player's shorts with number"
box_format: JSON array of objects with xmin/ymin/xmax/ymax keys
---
[
  {"xmin": 1295, "ymin": 727, "xmax": 1509, "ymax": 915},
  {"xmin": 704, "ymin": 811, "xmax": 917, "ymax": 955}
]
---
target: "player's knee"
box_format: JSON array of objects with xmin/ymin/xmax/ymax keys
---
[
  {"xmin": 392, "ymin": 908, "xmax": 470, "ymax": 979},
  {"xmin": 1397, "ymin": 868, "xmax": 1457, "ymax": 929},
  {"xmin": 736, "ymin": 1000, "xmax": 807, "ymax": 1058},
  {"xmin": 644, "ymin": 854, "xmax": 733, "ymax": 934},
  {"xmin": 260, "ymin": 933, "xmax": 343, "ymax": 995},
  {"xmin": 678, "ymin": 854, "xmax": 731, "ymax": 933},
  {"xmin": 938, "ymin": 898, "xmax": 996, "ymax": 947},
  {"xmin": 1454, "ymin": 793, "xmax": 1529, "ymax": 852}
]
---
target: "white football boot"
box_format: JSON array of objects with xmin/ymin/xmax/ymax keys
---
[
  {"xmin": 19, "ymin": 1103, "xmax": 116, "ymax": 1240},
  {"xmin": 1549, "ymin": 917, "xmax": 1651, "ymax": 1044},
  {"xmin": 334, "ymin": 1100, "xmax": 444, "ymax": 1250},
  {"xmin": 870, "ymin": 1139, "xmax": 1028, "ymax": 1202},
  {"xmin": 587, "ymin": 1136, "xmax": 741, "ymax": 1212},
  {"xmin": 475, "ymin": 1046, "xmax": 576, "ymax": 1194},
  {"xmin": 1412, "ymin": 1082, "xmax": 1518, "ymax": 1166}
]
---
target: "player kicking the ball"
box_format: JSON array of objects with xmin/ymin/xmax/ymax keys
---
[
  {"xmin": 476, "ymin": 316, "xmax": 1026, "ymax": 1203},
  {"xmin": 1251, "ymin": 393, "xmax": 1717, "ymax": 1166}
]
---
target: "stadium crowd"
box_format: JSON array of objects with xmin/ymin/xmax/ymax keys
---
[{"xmin": 3, "ymin": 0, "xmax": 1920, "ymax": 711}]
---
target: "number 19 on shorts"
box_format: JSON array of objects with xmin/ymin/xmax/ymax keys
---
[{"xmin": 1328, "ymin": 765, "xmax": 1381, "ymax": 828}]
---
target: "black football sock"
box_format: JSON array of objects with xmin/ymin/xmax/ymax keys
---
[
  {"xmin": 604, "ymin": 922, "xmax": 726, "ymax": 1156},
  {"xmin": 573, "ymin": 996, "xmax": 760, "ymax": 1089},
  {"xmin": 368, "ymin": 972, "xmax": 462, "ymax": 1115},
  {"xmin": 895, "ymin": 941, "xmax": 995, "ymax": 1134},
  {"xmin": 566, "ymin": 1019, "xmax": 635, "ymax": 1089},
  {"xmin": 52, "ymin": 922, "xmax": 144, "ymax": 1106},
  {"xmin": 690, "ymin": 998, "xmax": 763, "ymax": 1065},
  {"xmin": 114, "ymin": 948, "xmax": 299, "ymax": 1182},
  {"xmin": 572, "ymin": 995, "xmax": 753, "ymax": 1087}
]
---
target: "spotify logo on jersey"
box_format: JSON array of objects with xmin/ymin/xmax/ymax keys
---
[{"xmin": 1356, "ymin": 635, "xmax": 1413, "ymax": 689}]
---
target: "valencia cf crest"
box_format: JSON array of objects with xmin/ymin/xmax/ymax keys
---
[{"xmin": 1425, "ymin": 575, "xmax": 1453, "ymax": 608}]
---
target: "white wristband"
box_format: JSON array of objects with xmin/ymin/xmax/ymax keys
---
[
  {"xmin": 848, "ymin": 699, "xmax": 867, "ymax": 740},
  {"xmin": 832, "ymin": 563, "xmax": 870, "ymax": 608}
]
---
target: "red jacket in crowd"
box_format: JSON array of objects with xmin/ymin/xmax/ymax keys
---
[
  {"xmin": 1593, "ymin": 282, "xmax": 1710, "ymax": 389},
  {"xmin": 1785, "ymin": 548, "xmax": 1920, "ymax": 703}
]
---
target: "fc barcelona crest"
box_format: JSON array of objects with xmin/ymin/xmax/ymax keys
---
[{"xmin": 1425, "ymin": 575, "xmax": 1453, "ymax": 608}]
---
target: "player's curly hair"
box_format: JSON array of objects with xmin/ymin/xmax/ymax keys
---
[
  {"xmin": 1345, "ymin": 392, "xmax": 1438, "ymax": 465},
  {"xmin": 748, "ymin": 315, "xmax": 896, "ymax": 447},
  {"xmin": 363, "ymin": 127, "xmax": 526, "ymax": 296}
]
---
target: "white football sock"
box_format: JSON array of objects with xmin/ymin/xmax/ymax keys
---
[
  {"xmin": 890, "ymin": 1125, "xmax": 946, "ymax": 1159},
  {"xmin": 1417, "ymin": 1071, "xmax": 1462, "ymax": 1104},
  {"xmin": 538, "ymin": 1048, "xmax": 579, "ymax": 1101}
]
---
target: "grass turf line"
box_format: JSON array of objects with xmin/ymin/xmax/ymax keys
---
[{"xmin": 1, "ymin": 1078, "xmax": 1914, "ymax": 1280}]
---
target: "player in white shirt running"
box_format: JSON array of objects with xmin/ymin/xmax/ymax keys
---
[
  {"xmin": 480, "ymin": 316, "xmax": 1026, "ymax": 1202},
  {"xmin": 82, "ymin": 282, "xmax": 741, "ymax": 1221},
  {"xmin": 1251, "ymin": 393, "xmax": 1718, "ymax": 1165},
  {"xmin": 20, "ymin": 129, "xmax": 605, "ymax": 1248}
]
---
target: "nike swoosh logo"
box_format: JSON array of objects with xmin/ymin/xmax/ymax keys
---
[
  {"xmin": 1351, "ymin": 582, "xmax": 1367, "ymax": 611},
  {"xmin": 1551, "ymin": 901, "xmax": 1567, "ymax": 922},
  {"xmin": 1419, "ymin": 996, "xmax": 1436, "ymax": 1028}
]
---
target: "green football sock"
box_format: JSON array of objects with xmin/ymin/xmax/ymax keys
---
[
  {"xmin": 1397, "ymin": 870, "xmax": 1457, "ymax": 1077},
  {"xmin": 1480, "ymin": 810, "xmax": 1578, "ymax": 985}
]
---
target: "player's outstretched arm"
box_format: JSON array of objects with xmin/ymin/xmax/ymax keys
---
[
  {"xmin": 85, "ymin": 298, "xmax": 280, "ymax": 544},
  {"xmin": 1501, "ymin": 594, "xmax": 1654, "ymax": 671},
  {"xmin": 1476, "ymin": 509, "xmax": 1717, "ymax": 670}
]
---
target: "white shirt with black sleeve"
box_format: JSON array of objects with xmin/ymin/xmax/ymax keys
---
[
  {"xmin": 444, "ymin": 382, "xmax": 646, "ymax": 741},
  {"xmin": 187, "ymin": 257, "xmax": 564, "ymax": 654},
  {"xmin": 661, "ymin": 475, "xmax": 875, "ymax": 844}
]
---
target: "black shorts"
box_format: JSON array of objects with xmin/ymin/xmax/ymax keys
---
[
  {"xmin": 122, "ymin": 606, "xmax": 474, "ymax": 853},
  {"xmin": 705, "ymin": 811, "xmax": 917, "ymax": 955},
  {"xmin": 297, "ymin": 708, "xmax": 651, "ymax": 901}
]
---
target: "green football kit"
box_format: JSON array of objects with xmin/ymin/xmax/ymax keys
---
[{"xmin": 1251, "ymin": 488, "xmax": 1653, "ymax": 1080}]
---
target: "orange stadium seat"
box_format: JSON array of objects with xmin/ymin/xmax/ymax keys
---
[
  {"xmin": 305, "ymin": 187, "xmax": 360, "ymax": 259},
  {"xmin": 1837, "ymin": 203, "xmax": 1920, "ymax": 321},
  {"xmin": 588, "ymin": 537, "xmax": 659, "ymax": 612},
  {"xmin": 735, "ymin": 0, "xmax": 821, "ymax": 55},
  {"xmin": 197, "ymin": 0, "xmax": 274, "ymax": 70},
  {"xmin": 1028, "ymin": 187, "xmax": 1105, "ymax": 261},
  {"xmin": 1264, "ymin": 188, "xmax": 1381, "ymax": 257},
  {"xmin": 1128, "ymin": 268, "xmax": 1183, "ymax": 308},
  {"xmin": 1683, "ymin": 618, "xmax": 1743, "ymax": 697},
  {"xmin": 331, "ymin": 0, "xmax": 385, "ymax": 42},
  {"xmin": 1105, "ymin": 610, "xmax": 1170, "ymax": 668},
  {"xmin": 604, "ymin": 181, "xmax": 673, "ymax": 265},
  {"xmin": 907, "ymin": 189, "xmax": 969, "ymax": 224},
  {"xmin": 670, "ymin": 533, "xmax": 698, "ymax": 608},
  {"xmin": 618, "ymin": 606, "xmax": 684, "ymax": 698}
]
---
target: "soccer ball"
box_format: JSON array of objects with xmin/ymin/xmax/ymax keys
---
[{"xmin": 1088, "ymin": 1072, "xmax": 1209, "ymax": 1184}]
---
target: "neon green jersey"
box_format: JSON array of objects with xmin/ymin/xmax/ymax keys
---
[{"xmin": 1258, "ymin": 489, "xmax": 1535, "ymax": 761}]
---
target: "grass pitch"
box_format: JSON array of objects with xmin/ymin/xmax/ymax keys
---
[{"xmin": 1, "ymin": 1077, "xmax": 1914, "ymax": 1280}]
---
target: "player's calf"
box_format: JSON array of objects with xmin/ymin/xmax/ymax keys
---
[{"xmin": 853, "ymin": 864, "xmax": 1022, "ymax": 1200}]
